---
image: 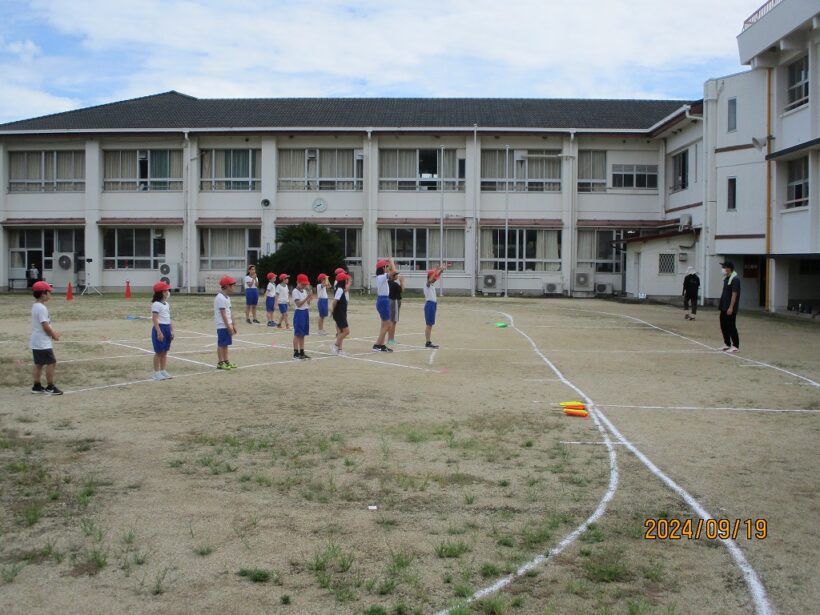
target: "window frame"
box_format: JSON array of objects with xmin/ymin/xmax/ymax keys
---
[
  {"xmin": 198, "ymin": 227, "xmax": 260, "ymax": 271},
  {"xmin": 329, "ymin": 227, "xmax": 363, "ymax": 265},
  {"xmin": 727, "ymin": 177, "xmax": 737, "ymax": 211},
  {"xmin": 785, "ymin": 157, "xmax": 809, "ymax": 209},
  {"xmin": 671, "ymin": 150, "xmax": 689, "ymax": 192},
  {"xmin": 611, "ymin": 164, "xmax": 658, "ymax": 190},
  {"xmin": 8, "ymin": 150, "xmax": 86, "ymax": 193},
  {"xmin": 785, "ymin": 55, "xmax": 809, "ymax": 112},
  {"xmin": 727, "ymin": 97, "xmax": 737, "ymax": 132},
  {"xmin": 480, "ymin": 149, "xmax": 562, "ymax": 192},
  {"xmin": 103, "ymin": 149, "xmax": 183, "ymax": 192},
  {"xmin": 200, "ymin": 148, "xmax": 261, "ymax": 191},
  {"xmin": 479, "ymin": 228, "xmax": 562, "ymax": 272},
  {"xmin": 379, "ymin": 148, "xmax": 464, "ymax": 192},
  {"xmin": 102, "ymin": 228, "xmax": 166, "ymax": 270},
  {"xmin": 378, "ymin": 227, "xmax": 466, "ymax": 270},
  {"xmin": 277, "ymin": 148, "xmax": 363, "ymax": 191},
  {"xmin": 658, "ymin": 253, "xmax": 676, "ymax": 275},
  {"xmin": 577, "ymin": 151, "xmax": 607, "ymax": 193},
  {"xmin": 577, "ymin": 229, "xmax": 629, "ymax": 273}
]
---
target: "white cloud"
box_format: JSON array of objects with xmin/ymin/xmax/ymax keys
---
[{"xmin": 1, "ymin": 0, "xmax": 765, "ymax": 122}]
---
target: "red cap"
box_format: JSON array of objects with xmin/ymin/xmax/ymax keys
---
[
  {"xmin": 296, "ymin": 274, "xmax": 309, "ymax": 285},
  {"xmin": 427, "ymin": 270, "xmax": 441, "ymax": 281},
  {"xmin": 376, "ymin": 259, "xmax": 389, "ymax": 269},
  {"xmin": 32, "ymin": 281, "xmax": 53, "ymax": 292},
  {"xmin": 278, "ymin": 273, "xmax": 289, "ymax": 281},
  {"xmin": 317, "ymin": 273, "xmax": 327, "ymax": 281},
  {"xmin": 266, "ymin": 272, "xmax": 276, "ymax": 280},
  {"xmin": 153, "ymin": 281, "xmax": 171, "ymax": 292},
  {"xmin": 218, "ymin": 275, "xmax": 236, "ymax": 287},
  {"xmin": 334, "ymin": 267, "xmax": 345, "ymax": 275},
  {"xmin": 336, "ymin": 272, "xmax": 349, "ymax": 281}
]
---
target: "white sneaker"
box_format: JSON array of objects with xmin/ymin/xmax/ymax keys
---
[
  {"xmin": 721, "ymin": 345, "xmax": 731, "ymax": 351},
  {"xmin": 317, "ymin": 330, "xmax": 328, "ymax": 336},
  {"xmin": 726, "ymin": 346, "xmax": 739, "ymax": 353},
  {"xmin": 330, "ymin": 344, "xmax": 339, "ymax": 355},
  {"xmin": 151, "ymin": 372, "xmax": 164, "ymax": 381},
  {"xmin": 160, "ymin": 370, "xmax": 172, "ymax": 379}
]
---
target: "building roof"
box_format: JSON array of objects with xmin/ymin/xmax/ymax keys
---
[{"xmin": 0, "ymin": 91, "xmax": 694, "ymax": 134}]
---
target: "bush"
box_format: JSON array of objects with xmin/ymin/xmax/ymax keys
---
[{"xmin": 256, "ymin": 224, "xmax": 344, "ymax": 286}]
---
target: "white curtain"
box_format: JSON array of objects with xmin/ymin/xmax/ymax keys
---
[
  {"xmin": 379, "ymin": 149, "xmax": 398, "ymax": 178},
  {"xmin": 578, "ymin": 151, "xmax": 606, "ymax": 180},
  {"xmin": 577, "ymin": 230, "xmax": 595, "ymax": 261},
  {"xmin": 536, "ymin": 230, "xmax": 560, "ymax": 271},
  {"xmin": 278, "ymin": 150, "xmax": 304, "ymax": 178},
  {"xmin": 377, "ymin": 229, "xmax": 393, "ymax": 257},
  {"xmin": 397, "ymin": 150, "xmax": 415, "ymax": 178}
]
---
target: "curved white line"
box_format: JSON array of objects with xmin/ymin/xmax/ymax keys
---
[{"xmin": 435, "ymin": 310, "xmax": 620, "ymax": 615}]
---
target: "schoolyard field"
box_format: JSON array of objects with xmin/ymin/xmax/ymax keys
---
[{"xmin": 0, "ymin": 292, "xmax": 818, "ymax": 615}]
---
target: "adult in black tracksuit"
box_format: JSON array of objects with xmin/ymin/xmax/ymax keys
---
[
  {"xmin": 718, "ymin": 260, "xmax": 741, "ymax": 353},
  {"xmin": 682, "ymin": 266, "xmax": 700, "ymax": 320}
]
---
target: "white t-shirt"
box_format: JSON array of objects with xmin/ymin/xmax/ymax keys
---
[
  {"xmin": 151, "ymin": 301, "xmax": 171, "ymax": 325},
  {"xmin": 317, "ymin": 284, "xmax": 328, "ymax": 300},
  {"xmin": 424, "ymin": 283, "xmax": 438, "ymax": 303},
  {"xmin": 30, "ymin": 302, "xmax": 52, "ymax": 350},
  {"xmin": 334, "ymin": 287, "xmax": 345, "ymax": 301},
  {"xmin": 376, "ymin": 273, "xmax": 389, "ymax": 296},
  {"xmin": 266, "ymin": 281, "xmax": 276, "ymax": 296},
  {"xmin": 277, "ymin": 284, "xmax": 290, "ymax": 304},
  {"xmin": 214, "ymin": 293, "xmax": 232, "ymax": 329},
  {"xmin": 244, "ymin": 274, "xmax": 257, "ymax": 289},
  {"xmin": 292, "ymin": 288, "xmax": 309, "ymax": 310}
]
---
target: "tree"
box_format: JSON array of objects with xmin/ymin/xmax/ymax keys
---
[{"xmin": 256, "ymin": 223, "xmax": 344, "ymax": 286}]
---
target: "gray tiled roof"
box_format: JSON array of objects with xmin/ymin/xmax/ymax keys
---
[{"xmin": 0, "ymin": 91, "xmax": 693, "ymax": 132}]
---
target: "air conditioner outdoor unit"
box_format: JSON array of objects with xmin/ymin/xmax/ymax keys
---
[
  {"xmin": 544, "ymin": 281, "xmax": 563, "ymax": 295},
  {"xmin": 158, "ymin": 262, "xmax": 181, "ymax": 288},
  {"xmin": 51, "ymin": 252, "xmax": 77, "ymax": 291},
  {"xmin": 679, "ymin": 213, "xmax": 693, "ymax": 230},
  {"xmin": 481, "ymin": 271, "xmax": 503, "ymax": 295},
  {"xmin": 575, "ymin": 272, "xmax": 591, "ymax": 288},
  {"xmin": 347, "ymin": 265, "xmax": 363, "ymax": 290},
  {"xmin": 595, "ymin": 283, "xmax": 614, "ymax": 295}
]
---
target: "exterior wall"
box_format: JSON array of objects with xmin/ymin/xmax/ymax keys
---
[{"xmin": 624, "ymin": 236, "xmax": 697, "ymax": 299}]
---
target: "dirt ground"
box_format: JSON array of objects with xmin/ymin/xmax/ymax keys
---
[{"xmin": 0, "ymin": 292, "xmax": 818, "ymax": 615}]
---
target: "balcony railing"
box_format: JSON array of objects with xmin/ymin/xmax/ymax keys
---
[{"xmin": 742, "ymin": 0, "xmax": 784, "ymax": 31}]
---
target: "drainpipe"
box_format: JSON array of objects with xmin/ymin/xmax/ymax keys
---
[
  {"xmin": 504, "ymin": 144, "xmax": 510, "ymax": 297},
  {"xmin": 765, "ymin": 67, "xmax": 773, "ymax": 311},
  {"xmin": 473, "ymin": 124, "xmax": 478, "ymax": 297},
  {"xmin": 569, "ymin": 130, "xmax": 576, "ymax": 295},
  {"xmin": 182, "ymin": 130, "xmax": 191, "ymax": 293}
]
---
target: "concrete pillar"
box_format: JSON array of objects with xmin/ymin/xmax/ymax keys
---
[
  {"xmin": 561, "ymin": 135, "xmax": 576, "ymax": 293},
  {"xmin": 769, "ymin": 257, "xmax": 789, "ymax": 312},
  {"xmin": 464, "ymin": 132, "xmax": 479, "ymax": 294},
  {"xmin": 184, "ymin": 136, "xmax": 199, "ymax": 291},
  {"xmin": 261, "ymin": 137, "xmax": 277, "ymax": 254},
  {"xmin": 84, "ymin": 140, "xmax": 102, "ymax": 290},
  {"xmin": 0, "ymin": 143, "xmax": 7, "ymax": 288},
  {"xmin": 364, "ymin": 133, "xmax": 379, "ymax": 292}
]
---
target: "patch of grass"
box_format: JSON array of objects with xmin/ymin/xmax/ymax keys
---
[
  {"xmin": 498, "ymin": 479, "xmax": 510, "ymax": 487},
  {"xmin": 22, "ymin": 502, "xmax": 43, "ymax": 526},
  {"xmin": 238, "ymin": 567, "xmax": 275, "ymax": 583},
  {"xmin": 496, "ymin": 535, "xmax": 514, "ymax": 548},
  {"xmin": 280, "ymin": 594, "xmax": 291, "ymax": 605},
  {"xmin": 152, "ymin": 567, "xmax": 170, "ymax": 595},
  {"xmin": 480, "ymin": 562, "xmax": 502, "ymax": 578},
  {"xmin": 580, "ymin": 523, "xmax": 605, "ymax": 543},
  {"xmin": 363, "ymin": 606, "xmax": 388, "ymax": 615},
  {"xmin": 453, "ymin": 582, "xmax": 472, "ymax": 597},
  {"xmin": 194, "ymin": 544, "xmax": 214, "ymax": 556},
  {"xmin": 2, "ymin": 562, "xmax": 25, "ymax": 583},
  {"xmin": 376, "ymin": 516, "xmax": 398, "ymax": 529},
  {"xmin": 584, "ymin": 547, "xmax": 631, "ymax": 583},
  {"xmin": 476, "ymin": 596, "xmax": 506, "ymax": 614},
  {"xmin": 434, "ymin": 540, "xmax": 470, "ymax": 558},
  {"xmin": 377, "ymin": 577, "xmax": 397, "ymax": 595},
  {"xmin": 642, "ymin": 561, "xmax": 665, "ymax": 583},
  {"xmin": 388, "ymin": 549, "xmax": 413, "ymax": 576}
]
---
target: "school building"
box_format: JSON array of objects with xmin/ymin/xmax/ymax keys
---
[{"xmin": 0, "ymin": 0, "xmax": 817, "ymax": 312}]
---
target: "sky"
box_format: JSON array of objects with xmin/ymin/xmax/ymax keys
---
[{"xmin": 0, "ymin": 0, "xmax": 766, "ymax": 124}]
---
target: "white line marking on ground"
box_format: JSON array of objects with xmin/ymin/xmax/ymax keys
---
[
  {"xmin": 593, "ymin": 409, "xmax": 774, "ymax": 615},
  {"xmin": 600, "ymin": 404, "xmax": 820, "ymax": 414},
  {"xmin": 560, "ymin": 441, "xmax": 635, "ymax": 446},
  {"xmin": 428, "ymin": 350, "xmax": 437, "ymax": 365},
  {"xmin": 105, "ymin": 340, "xmax": 213, "ymax": 367},
  {"xmin": 435, "ymin": 312, "xmax": 620, "ymax": 615}
]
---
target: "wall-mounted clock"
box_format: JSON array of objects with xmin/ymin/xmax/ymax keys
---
[{"xmin": 312, "ymin": 198, "xmax": 328, "ymax": 213}]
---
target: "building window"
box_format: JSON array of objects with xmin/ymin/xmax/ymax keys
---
[
  {"xmin": 786, "ymin": 157, "xmax": 809, "ymax": 209},
  {"xmin": 785, "ymin": 55, "xmax": 809, "ymax": 112},
  {"xmin": 658, "ymin": 253, "xmax": 676, "ymax": 275},
  {"xmin": 200, "ymin": 149, "xmax": 261, "ymax": 191},
  {"xmin": 480, "ymin": 149, "xmax": 561, "ymax": 192},
  {"xmin": 329, "ymin": 227, "xmax": 362, "ymax": 264},
  {"xmin": 379, "ymin": 149, "xmax": 464, "ymax": 191},
  {"xmin": 103, "ymin": 228, "xmax": 166, "ymax": 269},
  {"xmin": 577, "ymin": 151, "xmax": 606, "ymax": 192},
  {"xmin": 103, "ymin": 150, "xmax": 183, "ymax": 191},
  {"xmin": 612, "ymin": 164, "xmax": 658, "ymax": 189},
  {"xmin": 577, "ymin": 229, "xmax": 629, "ymax": 273},
  {"xmin": 8, "ymin": 228, "xmax": 85, "ymax": 272},
  {"xmin": 278, "ymin": 148, "xmax": 363, "ymax": 191},
  {"xmin": 378, "ymin": 227, "xmax": 465, "ymax": 270},
  {"xmin": 671, "ymin": 150, "xmax": 689, "ymax": 192},
  {"xmin": 199, "ymin": 228, "xmax": 260, "ymax": 270},
  {"xmin": 479, "ymin": 229, "xmax": 561, "ymax": 271},
  {"xmin": 727, "ymin": 177, "xmax": 737, "ymax": 210},
  {"xmin": 8, "ymin": 151, "xmax": 85, "ymax": 192},
  {"xmin": 728, "ymin": 97, "xmax": 737, "ymax": 132}
]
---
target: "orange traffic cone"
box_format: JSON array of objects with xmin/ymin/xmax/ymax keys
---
[
  {"xmin": 66, "ymin": 281, "xmax": 73, "ymax": 301},
  {"xmin": 125, "ymin": 280, "xmax": 132, "ymax": 299}
]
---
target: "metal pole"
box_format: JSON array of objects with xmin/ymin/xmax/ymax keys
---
[{"xmin": 504, "ymin": 145, "xmax": 510, "ymax": 297}]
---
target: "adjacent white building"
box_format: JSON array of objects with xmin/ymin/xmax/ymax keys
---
[{"xmin": 0, "ymin": 0, "xmax": 817, "ymax": 312}]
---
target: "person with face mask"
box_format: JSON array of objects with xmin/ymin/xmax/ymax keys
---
[
  {"xmin": 718, "ymin": 261, "xmax": 740, "ymax": 353},
  {"xmin": 682, "ymin": 266, "xmax": 700, "ymax": 320}
]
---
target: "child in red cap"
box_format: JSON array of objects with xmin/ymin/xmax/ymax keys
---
[
  {"xmin": 264, "ymin": 271, "xmax": 277, "ymax": 327},
  {"xmin": 424, "ymin": 265, "xmax": 446, "ymax": 349},
  {"xmin": 292, "ymin": 274, "xmax": 313, "ymax": 359},
  {"xmin": 150, "ymin": 281, "xmax": 175, "ymax": 380},
  {"xmin": 30, "ymin": 281, "xmax": 62, "ymax": 394},
  {"xmin": 316, "ymin": 273, "xmax": 331, "ymax": 335},
  {"xmin": 214, "ymin": 276, "xmax": 238, "ymax": 369},
  {"xmin": 331, "ymin": 272, "xmax": 350, "ymax": 355},
  {"xmin": 276, "ymin": 273, "xmax": 291, "ymax": 329}
]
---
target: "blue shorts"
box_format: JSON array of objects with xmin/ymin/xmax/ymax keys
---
[
  {"xmin": 217, "ymin": 328, "xmax": 233, "ymax": 347},
  {"xmin": 376, "ymin": 295, "xmax": 390, "ymax": 321},
  {"xmin": 317, "ymin": 298, "xmax": 329, "ymax": 318},
  {"xmin": 293, "ymin": 309, "xmax": 309, "ymax": 337},
  {"xmin": 265, "ymin": 296, "xmax": 275, "ymax": 312},
  {"xmin": 424, "ymin": 301, "xmax": 437, "ymax": 326},
  {"xmin": 278, "ymin": 303, "xmax": 288, "ymax": 314},
  {"xmin": 245, "ymin": 288, "xmax": 259, "ymax": 306},
  {"xmin": 151, "ymin": 323, "xmax": 172, "ymax": 353}
]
